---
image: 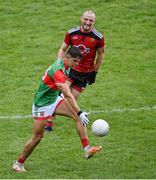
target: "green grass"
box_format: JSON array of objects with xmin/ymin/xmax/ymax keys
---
[{"xmin": 0, "ymin": 0, "xmax": 156, "ymax": 178}]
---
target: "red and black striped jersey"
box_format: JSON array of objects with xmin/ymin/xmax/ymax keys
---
[{"xmin": 64, "ymin": 26, "xmax": 105, "ymax": 72}]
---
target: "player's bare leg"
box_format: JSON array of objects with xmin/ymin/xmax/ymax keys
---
[
  {"xmin": 55, "ymin": 99, "xmax": 102, "ymax": 158},
  {"xmin": 13, "ymin": 120, "xmax": 46, "ymax": 172},
  {"xmin": 19, "ymin": 120, "xmax": 46, "ymax": 160},
  {"xmin": 67, "ymin": 84, "xmax": 88, "ymax": 134},
  {"xmin": 55, "ymin": 99, "xmax": 87, "ymax": 139}
]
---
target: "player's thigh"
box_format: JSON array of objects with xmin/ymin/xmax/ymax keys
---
[
  {"xmin": 32, "ymin": 120, "xmax": 46, "ymax": 137},
  {"xmin": 55, "ymin": 99, "xmax": 75, "ymax": 119}
]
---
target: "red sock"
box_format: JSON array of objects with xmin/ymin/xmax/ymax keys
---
[
  {"xmin": 45, "ymin": 121, "xmax": 53, "ymax": 127},
  {"xmin": 18, "ymin": 157, "xmax": 25, "ymax": 164},
  {"xmin": 45, "ymin": 116, "xmax": 56, "ymax": 127},
  {"xmin": 81, "ymin": 138, "xmax": 89, "ymax": 148}
]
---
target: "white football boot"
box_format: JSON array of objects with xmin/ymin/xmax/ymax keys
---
[{"xmin": 13, "ymin": 161, "xmax": 27, "ymax": 173}]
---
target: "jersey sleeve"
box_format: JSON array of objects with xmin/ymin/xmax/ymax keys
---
[
  {"xmin": 64, "ymin": 32, "xmax": 71, "ymax": 45},
  {"xmin": 97, "ymin": 36, "xmax": 105, "ymax": 49},
  {"xmin": 53, "ymin": 70, "xmax": 66, "ymax": 83}
]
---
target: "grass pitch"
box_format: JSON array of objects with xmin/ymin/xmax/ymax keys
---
[{"xmin": 0, "ymin": 0, "xmax": 156, "ymax": 179}]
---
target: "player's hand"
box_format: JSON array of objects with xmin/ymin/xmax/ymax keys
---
[
  {"xmin": 77, "ymin": 111, "xmax": 90, "ymax": 126},
  {"xmin": 88, "ymin": 71, "xmax": 97, "ymax": 85}
]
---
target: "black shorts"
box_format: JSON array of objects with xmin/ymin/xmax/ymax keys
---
[{"xmin": 68, "ymin": 69, "xmax": 90, "ymax": 92}]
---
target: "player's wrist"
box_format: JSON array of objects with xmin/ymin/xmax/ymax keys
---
[{"xmin": 77, "ymin": 111, "xmax": 82, "ymax": 116}]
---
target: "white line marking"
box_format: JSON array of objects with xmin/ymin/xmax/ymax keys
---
[
  {"xmin": 0, "ymin": 115, "xmax": 32, "ymax": 120},
  {"xmin": 90, "ymin": 105, "xmax": 156, "ymax": 114},
  {"xmin": 0, "ymin": 105, "xmax": 155, "ymax": 120}
]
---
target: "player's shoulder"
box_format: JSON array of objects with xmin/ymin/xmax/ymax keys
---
[
  {"xmin": 91, "ymin": 28, "xmax": 103, "ymax": 40},
  {"xmin": 67, "ymin": 26, "xmax": 80, "ymax": 35}
]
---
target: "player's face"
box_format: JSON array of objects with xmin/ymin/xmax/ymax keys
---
[
  {"xmin": 81, "ymin": 13, "xmax": 95, "ymax": 32},
  {"xmin": 70, "ymin": 58, "xmax": 80, "ymax": 67},
  {"xmin": 66, "ymin": 56, "xmax": 80, "ymax": 67}
]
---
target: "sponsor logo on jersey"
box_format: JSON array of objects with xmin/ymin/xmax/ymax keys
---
[{"xmin": 74, "ymin": 44, "xmax": 90, "ymax": 55}]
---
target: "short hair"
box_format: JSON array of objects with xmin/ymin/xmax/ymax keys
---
[
  {"xmin": 66, "ymin": 46, "xmax": 81, "ymax": 59},
  {"xmin": 82, "ymin": 10, "xmax": 96, "ymax": 20}
]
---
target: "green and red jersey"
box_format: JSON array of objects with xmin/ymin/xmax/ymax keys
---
[{"xmin": 34, "ymin": 59, "xmax": 70, "ymax": 107}]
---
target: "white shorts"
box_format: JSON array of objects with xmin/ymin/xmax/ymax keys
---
[{"xmin": 32, "ymin": 95, "xmax": 64, "ymax": 121}]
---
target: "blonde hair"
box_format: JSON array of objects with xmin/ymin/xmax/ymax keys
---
[{"xmin": 82, "ymin": 10, "xmax": 96, "ymax": 20}]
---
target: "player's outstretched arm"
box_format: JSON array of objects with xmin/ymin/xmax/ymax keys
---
[
  {"xmin": 56, "ymin": 82, "xmax": 80, "ymax": 113},
  {"xmin": 56, "ymin": 82, "xmax": 89, "ymax": 126}
]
